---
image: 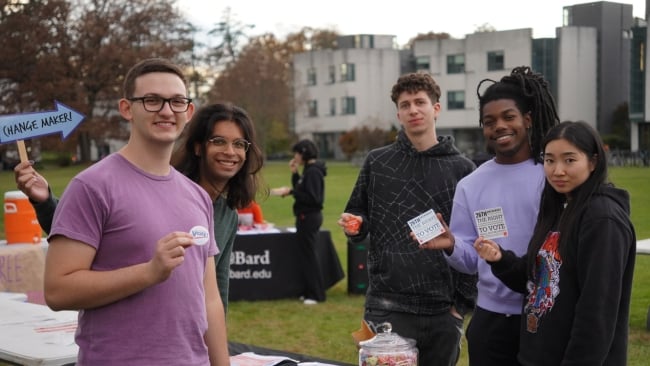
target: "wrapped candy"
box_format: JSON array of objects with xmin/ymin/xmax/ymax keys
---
[{"xmin": 358, "ymin": 323, "xmax": 417, "ymax": 366}]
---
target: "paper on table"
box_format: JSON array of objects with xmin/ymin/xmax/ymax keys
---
[
  {"xmin": 237, "ymin": 226, "xmax": 282, "ymax": 235},
  {"xmin": 229, "ymin": 352, "xmax": 340, "ymax": 366},
  {"xmin": 0, "ymin": 299, "xmax": 78, "ymax": 365},
  {"xmin": 230, "ymin": 352, "xmax": 298, "ymax": 366}
]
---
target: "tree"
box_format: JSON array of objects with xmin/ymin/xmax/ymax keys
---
[
  {"xmin": 0, "ymin": 0, "xmax": 73, "ymax": 113},
  {"xmin": 0, "ymin": 0, "xmax": 195, "ymax": 162},
  {"xmin": 0, "ymin": 0, "xmax": 76, "ymax": 158},
  {"xmin": 338, "ymin": 131, "xmax": 359, "ymax": 160},
  {"xmin": 309, "ymin": 29, "xmax": 338, "ymax": 50},
  {"xmin": 192, "ymin": 6, "xmax": 255, "ymax": 105},
  {"xmin": 209, "ymin": 33, "xmax": 292, "ymax": 155},
  {"xmin": 338, "ymin": 126, "xmax": 394, "ymax": 160},
  {"xmin": 405, "ymin": 32, "xmax": 451, "ymax": 48},
  {"xmin": 67, "ymin": 0, "xmax": 194, "ymax": 162},
  {"xmin": 206, "ymin": 7, "xmax": 254, "ymax": 68},
  {"xmin": 284, "ymin": 27, "xmax": 338, "ymax": 51},
  {"xmin": 208, "ymin": 27, "xmax": 340, "ymax": 156},
  {"xmin": 475, "ymin": 23, "xmax": 497, "ymax": 33}
]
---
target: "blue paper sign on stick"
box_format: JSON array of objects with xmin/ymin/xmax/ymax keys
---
[{"xmin": 0, "ymin": 101, "xmax": 85, "ymax": 144}]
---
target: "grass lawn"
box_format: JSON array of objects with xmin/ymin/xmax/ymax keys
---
[{"xmin": 0, "ymin": 162, "xmax": 648, "ymax": 365}]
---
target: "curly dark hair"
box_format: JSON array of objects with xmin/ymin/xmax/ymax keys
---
[{"xmin": 390, "ymin": 72, "xmax": 441, "ymax": 105}]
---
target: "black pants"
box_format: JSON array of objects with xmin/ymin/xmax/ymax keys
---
[
  {"xmin": 295, "ymin": 211, "xmax": 326, "ymax": 301},
  {"xmin": 364, "ymin": 308, "xmax": 463, "ymax": 366},
  {"xmin": 466, "ymin": 306, "xmax": 521, "ymax": 366}
]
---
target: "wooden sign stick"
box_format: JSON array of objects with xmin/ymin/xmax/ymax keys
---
[{"xmin": 17, "ymin": 140, "xmax": 29, "ymax": 163}]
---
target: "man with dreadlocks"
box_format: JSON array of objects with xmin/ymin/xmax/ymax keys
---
[{"xmin": 418, "ymin": 66, "xmax": 559, "ymax": 366}]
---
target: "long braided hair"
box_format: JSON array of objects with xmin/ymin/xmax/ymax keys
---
[{"xmin": 477, "ymin": 66, "xmax": 560, "ymax": 163}]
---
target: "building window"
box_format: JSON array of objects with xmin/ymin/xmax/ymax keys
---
[
  {"xmin": 329, "ymin": 98, "xmax": 336, "ymax": 116},
  {"xmin": 447, "ymin": 91, "xmax": 465, "ymax": 110},
  {"xmin": 328, "ymin": 65, "xmax": 336, "ymax": 83},
  {"xmin": 487, "ymin": 51, "xmax": 504, "ymax": 71},
  {"xmin": 341, "ymin": 97, "xmax": 356, "ymax": 115},
  {"xmin": 307, "ymin": 67, "xmax": 317, "ymax": 86},
  {"xmin": 340, "ymin": 63, "xmax": 355, "ymax": 81},
  {"xmin": 308, "ymin": 100, "xmax": 318, "ymax": 117},
  {"xmin": 447, "ymin": 54, "xmax": 465, "ymax": 74},
  {"xmin": 563, "ymin": 7, "xmax": 572, "ymax": 26},
  {"xmin": 416, "ymin": 56, "xmax": 430, "ymax": 71}
]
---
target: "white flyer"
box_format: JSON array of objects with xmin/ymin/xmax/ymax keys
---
[
  {"xmin": 407, "ymin": 209, "xmax": 446, "ymax": 245},
  {"xmin": 473, "ymin": 207, "xmax": 508, "ymax": 239}
]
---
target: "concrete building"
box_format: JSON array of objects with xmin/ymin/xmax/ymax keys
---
[
  {"xmin": 629, "ymin": 1, "xmax": 650, "ymax": 154},
  {"xmin": 554, "ymin": 26, "xmax": 598, "ymax": 127},
  {"xmin": 411, "ymin": 29, "xmax": 536, "ymax": 156},
  {"xmin": 292, "ymin": 35, "xmax": 400, "ymax": 159},
  {"xmin": 562, "ymin": 1, "xmax": 633, "ymax": 135},
  {"xmin": 292, "ymin": 1, "xmax": 647, "ymax": 159}
]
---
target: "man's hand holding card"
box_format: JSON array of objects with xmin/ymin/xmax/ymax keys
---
[
  {"xmin": 408, "ymin": 210, "xmax": 455, "ymax": 252},
  {"xmin": 473, "ymin": 207, "xmax": 509, "ymax": 240}
]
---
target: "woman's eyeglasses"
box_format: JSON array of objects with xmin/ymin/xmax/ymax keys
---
[{"xmin": 207, "ymin": 136, "xmax": 251, "ymax": 152}]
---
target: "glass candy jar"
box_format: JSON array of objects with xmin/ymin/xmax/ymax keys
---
[{"xmin": 358, "ymin": 322, "xmax": 418, "ymax": 366}]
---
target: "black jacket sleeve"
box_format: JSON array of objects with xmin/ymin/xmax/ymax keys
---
[
  {"xmin": 489, "ymin": 249, "xmax": 528, "ymax": 294},
  {"xmin": 30, "ymin": 187, "xmax": 58, "ymax": 234},
  {"xmin": 561, "ymin": 197, "xmax": 635, "ymax": 365}
]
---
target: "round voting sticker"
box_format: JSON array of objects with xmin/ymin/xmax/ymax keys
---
[{"xmin": 189, "ymin": 225, "xmax": 210, "ymax": 246}]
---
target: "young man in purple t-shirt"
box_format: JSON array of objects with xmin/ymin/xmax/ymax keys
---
[{"xmin": 43, "ymin": 58, "xmax": 229, "ymax": 365}]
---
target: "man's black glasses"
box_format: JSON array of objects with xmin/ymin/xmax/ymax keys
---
[{"xmin": 128, "ymin": 96, "xmax": 192, "ymax": 113}]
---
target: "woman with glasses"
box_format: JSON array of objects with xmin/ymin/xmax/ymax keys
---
[
  {"xmin": 273, "ymin": 139, "xmax": 327, "ymax": 305},
  {"xmin": 172, "ymin": 102, "xmax": 264, "ymax": 313}
]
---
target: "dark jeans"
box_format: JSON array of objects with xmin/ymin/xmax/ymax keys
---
[
  {"xmin": 295, "ymin": 211, "xmax": 326, "ymax": 301},
  {"xmin": 364, "ymin": 307, "xmax": 463, "ymax": 366},
  {"xmin": 466, "ymin": 306, "xmax": 521, "ymax": 366}
]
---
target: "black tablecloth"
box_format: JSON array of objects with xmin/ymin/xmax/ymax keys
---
[{"xmin": 229, "ymin": 230, "xmax": 345, "ymax": 301}]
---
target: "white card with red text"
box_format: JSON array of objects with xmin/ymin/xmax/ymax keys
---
[
  {"xmin": 473, "ymin": 207, "xmax": 508, "ymax": 239},
  {"xmin": 407, "ymin": 209, "xmax": 446, "ymax": 245}
]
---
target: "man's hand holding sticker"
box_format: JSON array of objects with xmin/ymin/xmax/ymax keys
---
[
  {"xmin": 473, "ymin": 207, "xmax": 508, "ymax": 239},
  {"xmin": 412, "ymin": 212, "xmax": 456, "ymax": 254},
  {"xmin": 408, "ymin": 210, "xmax": 449, "ymax": 249}
]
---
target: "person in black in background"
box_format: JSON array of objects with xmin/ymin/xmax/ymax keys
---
[{"xmin": 274, "ymin": 139, "xmax": 327, "ymax": 305}]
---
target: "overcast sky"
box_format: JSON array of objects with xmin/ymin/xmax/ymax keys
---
[{"xmin": 177, "ymin": 0, "xmax": 646, "ymax": 46}]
